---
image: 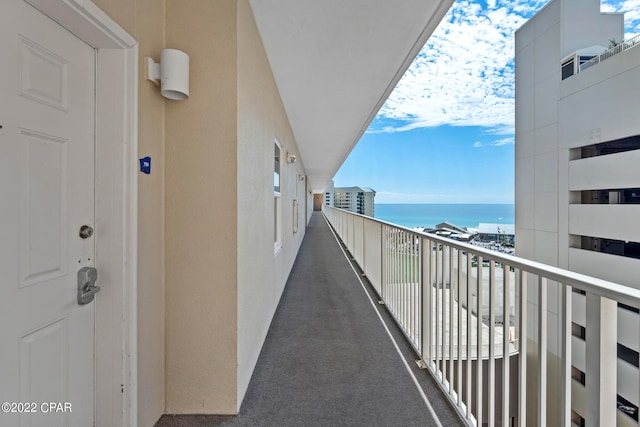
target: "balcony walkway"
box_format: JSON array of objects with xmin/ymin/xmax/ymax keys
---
[{"xmin": 158, "ymin": 212, "xmax": 464, "ymax": 427}]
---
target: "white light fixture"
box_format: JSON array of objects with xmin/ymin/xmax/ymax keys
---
[
  {"xmin": 147, "ymin": 49, "xmax": 190, "ymax": 100},
  {"xmin": 286, "ymin": 153, "xmax": 297, "ymax": 164}
]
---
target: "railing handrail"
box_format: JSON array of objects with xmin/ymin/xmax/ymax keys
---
[
  {"xmin": 323, "ymin": 204, "xmax": 637, "ymax": 425},
  {"xmin": 323, "ymin": 205, "xmax": 640, "ymax": 307},
  {"xmin": 579, "ymin": 33, "xmax": 640, "ymax": 72}
]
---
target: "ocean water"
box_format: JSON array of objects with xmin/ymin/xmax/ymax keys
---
[{"xmin": 374, "ymin": 204, "xmax": 514, "ymax": 229}]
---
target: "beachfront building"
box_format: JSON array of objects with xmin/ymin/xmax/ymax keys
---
[
  {"xmin": 324, "ymin": 180, "xmax": 335, "ymax": 208},
  {"xmin": 325, "ymin": 181, "xmax": 376, "ymax": 217},
  {"xmin": 515, "ymin": 0, "xmax": 640, "ymax": 424},
  {"xmin": 477, "ymin": 223, "xmax": 515, "ymax": 247},
  {"xmin": 424, "ymin": 222, "xmax": 475, "ymax": 241}
]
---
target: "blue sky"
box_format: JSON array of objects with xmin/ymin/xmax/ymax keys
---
[{"xmin": 333, "ymin": 0, "xmax": 640, "ymax": 204}]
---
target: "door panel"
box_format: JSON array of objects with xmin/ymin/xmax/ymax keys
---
[
  {"xmin": 20, "ymin": 129, "xmax": 68, "ymax": 287},
  {"xmin": 0, "ymin": 1, "xmax": 96, "ymax": 426}
]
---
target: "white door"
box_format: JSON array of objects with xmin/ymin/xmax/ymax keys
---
[{"xmin": 0, "ymin": 0, "xmax": 96, "ymax": 426}]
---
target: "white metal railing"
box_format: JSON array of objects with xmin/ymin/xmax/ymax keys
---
[
  {"xmin": 322, "ymin": 205, "xmax": 640, "ymax": 427},
  {"xmin": 580, "ymin": 34, "xmax": 640, "ymax": 72}
]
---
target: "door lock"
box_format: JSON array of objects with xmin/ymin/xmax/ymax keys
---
[
  {"xmin": 77, "ymin": 267, "xmax": 100, "ymax": 305},
  {"xmin": 79, "ymin": 225, "xmax": 93, "ymax": 239}
]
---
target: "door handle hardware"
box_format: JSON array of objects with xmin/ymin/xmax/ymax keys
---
[
  {"xmin": 77, "ymin": 267, "xmax": 100, "ymax": 305},
  {"xmin": 79, "ymin": 225, "xmax": 93, "ymax": 239}
]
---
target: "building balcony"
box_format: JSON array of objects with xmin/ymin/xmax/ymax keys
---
[
  {"xmin": 317, "ymin": 206, "xmax": 640, "ymax": 426},
  {"xmin": 158, "ymin": 212, "xmax": 465, "ymax": 426},
  {"xmin": 579, "ymin": 34, "xmax": 640, "ymax": 73},
  {"xmin": 157, "ymin": 207, "xmax": 640, "ymax": 426}
]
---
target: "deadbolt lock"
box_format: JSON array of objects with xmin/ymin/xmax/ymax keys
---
[{"xmin": 77, "ymin": 267, "xmax": 100, "ymax": 305}]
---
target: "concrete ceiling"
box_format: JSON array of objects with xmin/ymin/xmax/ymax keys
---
[{"xmin": 249, "ymin": 0, "xmax": 454, "ymax": 193}]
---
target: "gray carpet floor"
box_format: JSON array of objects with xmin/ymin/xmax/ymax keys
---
[{"xmin": 157, "ymin": 213, "xmax": 464, "ymax": 427}]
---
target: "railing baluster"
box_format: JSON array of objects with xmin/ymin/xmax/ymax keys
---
[
  {"xmin": 361, "ymin": 219, "xmax": 365, "ymax": 276},
  {"xmin": 585, "ymin": 293, "xmax": 617, "ymax": 427},
  {"xmin": 449, "ymin": 245, "xmax": 455, "ymax": 399},
  {"xmin": 396, "ymin": 230, "xmax": 400, "ymax": 319},
  {"xmin": 476, "ymin": 258, "xmax": 483, "ymax": 426},
  {"xmin": 408, "ymin": 233, "xmax": 413, "ymax": 342},
  {"xmin": 538, "ymin": 276, "xmax": 547, "ymax": 427},
  {"xmin": 381, "ymin": 226, "xmax": 384, "ymax": 293},
  {"xmin": 400, "ymin": 231, "xmax": 404, "ymax": 327},
  {"xmin": 502, "ymin": 264, "xmax": 511, "ymax": 427},
  {"xmin": 423, "ymin": 237, "xmax": 432, "ymax": 366},
  {"xmin": 447, "ymin": 246, "xmax": 455, "ymax": 399},
  {"xmin": 401, "ymin": 231, "xmax": 404, "ymax": 330},
  {"xmin": 441, "ymin": 242, "xmax": 446, "ymax": 382},
  {"xmin": 407, "ymin": 233, "xmax": 412, "ymax": 341},
  {"xmin": 560, "ymin": 283, "xmax": 571, "ymax": 427},
  {"xmin": 396, "ymin": 230, "xmax": 406, "ymax": 330},
  {"xmin": 388, "ymin": 229, "xmax": 393, "ymax": 308},
  {"xmin": 466, "ymin": 251, "xmax": 473, "ymax": 422},
  {"xmin": 518, "ymin": 270, "xmax": 527, "ymax": 427},
  {"xmin": 409, "ymin": 233, "xmax": 412, "ymax": 340},
  {"xmin": 457, "ymin": 248, "xmax": 463, "ymax": 409},
  {"xmin": 387, "ymin": 227, "xmax": 390, "ymax": 302},
  {"xmin": 393, "ymin": 230, "xmax": 397, "ymax": 315},
  {"xmin": 409, "ymin": 233, "xmax": 413, "ymax": 342},
  {"xmin": 411, "ymin": 234, "xmax": 421, "ymax": 343},
  {"xmin": 411, "ymin": 236, "xmax": 414, "ymax": 345},
  {"xmin": 435, "ymin": 241, "xmax": 441, "ymax": 377},
  {"xmin": 488, "ymin": 260, "xmax": 496, "ymax": 427},
  {"xmin": 400, "ymin": 231, "xmax": 404, "ymax": 332},
  {"xmin": 404, "ymin": 232, "xmax": 408, "ymax": 333},
  {"xmin": 417, "ymin": 236, "xmax": 422, "ymax": 353},
  {"xmin": 385, "ymin": 229, "xmax": 389, "ymax": 304}
]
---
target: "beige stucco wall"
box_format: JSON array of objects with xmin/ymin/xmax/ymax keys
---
[
  {"xmin": 92, "ymin": 0, "xmax": 307, "ymax": 420},
  {"xmin": 236, "ymin": 0, "xmax": 307, "ymax": 408},
  {"xmin": 165, "ymin": 0, "xmax": 239, "ymax": 414},
  {"xmin": 90, "ymin": 0, "xmax": 167, "ymax": 425}
]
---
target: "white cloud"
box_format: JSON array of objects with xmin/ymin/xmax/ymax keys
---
[
  {"xmin": 603, "ymin": 0, "xmax": 640, "ymax": 36},
  {"xmin": 472, "ymin": 137, "xmax": 514, "ymax": 148},
  {"xmin": 374, "ymin": 0, "xmax": 638, "ymax": 134},
  {"xmin": 494, "ymin": 137, "xmax": 514, "ymax": 146},
  {"xmin": 375, "ymin": 0, "xmax": 547, "ymax": 134}
]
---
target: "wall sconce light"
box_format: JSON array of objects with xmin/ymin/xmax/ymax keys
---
[
  {"xmin": 146, "ymin": 49, "xmax": 190, "ymax": 100},
  {"xmin": 286, "ymin": 153, "xmax": 297, "ymax": 164}
]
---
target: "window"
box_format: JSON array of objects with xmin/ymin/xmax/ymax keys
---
[
  {"xmin": 571, "ymin": 322, "xmax": 585, "ymax": 340},
  {"xmin": 574, "ymin": 236, "xmax": 640, "ymax": 260},
  {"xmin": 578, "ymin": 188, "xmax": 640, "ymax": 204},
  {"xmin": 571, "ymin": 410, "xmax": 585, "ymax": 427},
  {"xmin": 618, "ymin": 395, "xmax": 639, "ymax": 421},
  {"xmin": 575, "ymin": 135, "xmax": 640, "ymax": 159},
  {"xmin": 618, "ymin": 343, "xmax": 639, "ymax": 368},
  {"xmin": 571, "ymin": 367, "xmax": 585, "ymax": 385},
  {"xmin": 274, "ymin": 140, "xmax": 282, "ymax": 253},
  {"xmin": 561, "ymin": 57, "xmax": 575, "ymax": 80}
]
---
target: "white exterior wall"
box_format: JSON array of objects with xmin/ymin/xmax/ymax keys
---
[
  {"xmin": 515, "ymin": 0, "xmax": 638, "ymax": 424},
  {"xmin": 362, "ymin": 191, "xmax": 375, "ymax": 217},
  {"xmin": 515, "ymin": 5, "xmax": 564, "ymax": 421},
  {"xmin": 559, "ymin": 32, "xmax": 640, "ymax": 417}
]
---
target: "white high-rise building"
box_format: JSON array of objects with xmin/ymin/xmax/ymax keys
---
[
  {"xmin": 515, "ymin": 0, "xmax": 640, "ymax": 424},
  {"xmin": 324, "ymin": 181, "xmax": 376, "ymax": 217}
]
